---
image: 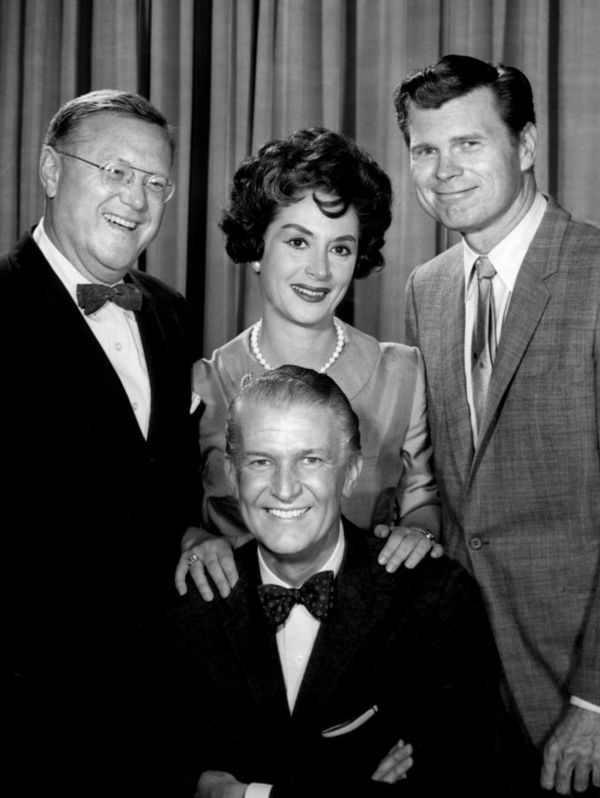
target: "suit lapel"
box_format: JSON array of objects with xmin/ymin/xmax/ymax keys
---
[
  {"xmin": 128, "ymin": 272, "xmax": 167, "ymax": 443},
  {"xmin": 290, "ymin": 522, "xmax": 382, "ymax": 729},
  {"xmin": 470, "ymin": 199, "xmax": 567, "ymax": 478},
  {"xmin": 222, "ymin": 530, "xmax": 381, "ymax": 734},
  {"xmin": 438, "ymin": 253, "xmax": 474, "ymax": 481},
  {"xmin": 221, "ymin": 547, "xmax": 292, "ymax": 730},
  {"xmin": 24, "ymin": 243, "xmax": 146, "ymax": 442}
]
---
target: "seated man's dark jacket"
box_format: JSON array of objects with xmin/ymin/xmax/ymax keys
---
[{"xmin": 152, "ymin": 520, "xmax": 504, "ymax": 797}]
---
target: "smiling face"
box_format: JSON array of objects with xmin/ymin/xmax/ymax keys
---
[
  {"xmin": 257, "ymin": 192, "xmax": 359, "ymax": 330},
  {"xmin": 225, "ymin": 400, "xmax": 361, "ymax": 584},
  {"xmin": 407, "ymin": 86, "xmax": 537, "ymax": 252},
  {"xmin": 40, "ymin": 112, "xmax": 172, "ymax": 284}
]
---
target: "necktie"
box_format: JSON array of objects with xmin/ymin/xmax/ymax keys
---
[
  {"xmin": 471, "ymin": 256, "xmax": 497, "ymax": 434},
  {"xmin": 258, "ymin": 570, "xmax": 335, "ymax": 629},
  {"xmin": 76, "ymin": 282, "xmax": 143, "ymax": 316}
]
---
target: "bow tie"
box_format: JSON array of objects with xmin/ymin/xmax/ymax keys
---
[
  {"xmin": 76, "ymin": 282, "xmax": 143, "ymax": 315},
  {"xmin": 258, "ymin": 570, "xmax": 335, "ymax": 629}
]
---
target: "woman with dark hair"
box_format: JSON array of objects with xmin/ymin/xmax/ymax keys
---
[{"xmin": 176, "ymin": 127, "xmax": 442, "ymax": 599}]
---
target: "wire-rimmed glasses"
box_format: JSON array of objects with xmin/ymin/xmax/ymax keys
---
[{"xmin": 54, "ymin": 149, "xmax": 175, "ymax": 204}]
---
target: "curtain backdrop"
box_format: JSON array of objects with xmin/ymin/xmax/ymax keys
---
[{"xmin": 2, "ymin": 0, "xmax": 600, "ymax": 356}]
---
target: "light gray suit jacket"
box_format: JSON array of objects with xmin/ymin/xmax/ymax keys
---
[{"xmin": 405, "ymin": 197, "xmax": 600, "ymax": 749}]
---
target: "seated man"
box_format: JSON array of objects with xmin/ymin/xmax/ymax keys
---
[{"xmin": 155, "ymin": 365, "xmax": 503, "ymax": 797}]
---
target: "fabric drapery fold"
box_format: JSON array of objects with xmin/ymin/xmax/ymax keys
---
[{"xmin": 2, "ymin": 1, "xmax": 600, "ymax": 354}]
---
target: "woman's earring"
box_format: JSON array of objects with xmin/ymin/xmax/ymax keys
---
[{"xmin": 250, "ymin": 261, "xmax": 261, "ymax": 274}]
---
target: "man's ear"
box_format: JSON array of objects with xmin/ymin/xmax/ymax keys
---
[
  {"xmin": 519, "ymin": 122, "xmax": 537, "ymax": 172},
  {"xmin": 224, "ymin": 455, "xmax": 240, "ymax": 498},
  {"xmin": 342, "ymin": 455, "xmax": 363, "ymax": 499},
  {"xmin": 39, "ymin": 146, "xmax": 61, "ymax": 199}
]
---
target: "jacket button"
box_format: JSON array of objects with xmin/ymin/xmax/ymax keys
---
[{"xmin": 470, "ymin": 537, "xmax": 483, "ymax": 551}]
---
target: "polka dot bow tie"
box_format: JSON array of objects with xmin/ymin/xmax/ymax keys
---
[
  {"xmin": 76, "ymin": 282, "xmax": 143, "ymax": 315},
  {"xmin": 258, "ymin": 571, "xmax": 335, "ymax": 629}
]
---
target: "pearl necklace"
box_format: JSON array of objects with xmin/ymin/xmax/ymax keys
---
[{"xmin": 250, "ymin": 317, "xmax": 346, "ymax": 373}]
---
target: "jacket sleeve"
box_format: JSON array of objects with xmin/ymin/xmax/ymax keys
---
[
  {"xmin": 568, "ymin": 313, "xmax": 600, "ymax": 704},
  {"xmin": 395, "ymin": 348, "xmax": 440, "ymax": 535},
  {"xmin": 404, "ymin": 269, "xmax": 420, "ymax": 349}
]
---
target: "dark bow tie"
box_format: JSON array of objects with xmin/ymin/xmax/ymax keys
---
[
  {"xmin": 76, "ymin": 282, "xmax": 143, "ymax": 315},
  {"xmin": 258, "ymin": 570, "xmax": 335, "ymax": 629}
]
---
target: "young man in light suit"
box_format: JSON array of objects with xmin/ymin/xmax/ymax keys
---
[
  {"xmin": 395, "ymin": 54, "xmax": 600, "ymax": 796},
  {"xmin": 155, "ymin": 365, "xmax": 503, "ymax": 798},
  {"xmin": 0, "ymin": 90, "xmax": 199, "ymax": 797}
]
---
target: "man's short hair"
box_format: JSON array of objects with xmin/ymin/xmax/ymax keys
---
[
  {"xmin": 394, "ymin": 53, "xmax": 536, "ymax": 145},
  {"xmin": 226, "ymin": 365, "xmax": 361, "ymax": 466},
  {"xmin": 43, "ymin": 89, "xmax": 175, "ymax": 158}
]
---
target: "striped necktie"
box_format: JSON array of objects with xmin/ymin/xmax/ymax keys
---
[{"xmin": 471, "ymin": 256, "xmax": 497, "ymax": 436}]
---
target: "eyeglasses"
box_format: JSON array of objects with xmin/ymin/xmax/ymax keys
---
[{"xmin": 55, "ymin": 149, "xmax": 175, "ymax": 204}]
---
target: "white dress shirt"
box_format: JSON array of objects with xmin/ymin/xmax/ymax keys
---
[
  {"xmin": 463, "ymin": 191, "xmax": 547, "ymax": 445},
  {"xmin": 246, "ymin": 526, "xmax": 345, "ymax": 798},
  {"xmin": 33, "ymin": 220, "xmax": 151, "ymax": 438},
  {"xmin": 461, "ymin": 195, "xmax": 600, "ymax": 716}
]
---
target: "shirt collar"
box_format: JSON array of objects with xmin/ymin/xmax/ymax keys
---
[
  {"xmin": 34, "ymin": 217, "xmax": 129, "ymax": 313},
  {"xmin": 258, "ymin": 521, "xmax": 345, "ymax": 587},
  {"xmin": 33, "ymin": 218, "xmax": 95, "ymax": 304},
  {"xmin": 463, "ymin": 192, "xmax": 547, "ymax": 293}
]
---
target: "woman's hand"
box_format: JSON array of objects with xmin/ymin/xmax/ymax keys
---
[
  {"xmin": 371, "ymin": 739, "xmax": 413, "ymax": 783},
  {"xmin": 374, "ymin": 524, "xmax": 444, "ymax": 572},
  {"xmin": 175, "ymin": 526, "xmax": 240, "ymax": 601}
]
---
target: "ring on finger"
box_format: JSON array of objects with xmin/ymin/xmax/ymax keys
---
[
  {"xmin": 188, "ymin": 552, "xmax": 200, "ymax": 566},
  {"xmin": 411, "ymin": 527, "xmax": 436, "ymax": 544}
]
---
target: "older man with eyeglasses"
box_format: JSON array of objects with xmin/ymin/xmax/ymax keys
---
[{"xmin": 0, "ymin": 90, "xmax": 200, "ymax": 798}]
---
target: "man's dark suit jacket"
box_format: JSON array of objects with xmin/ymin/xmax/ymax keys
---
[
  {"xmin": 0, "ymin": 231, "xmax": 200, "ymax": 796},
  {"xmin": 154, "ymin": 520, "xmax": 504, "ymax": 798}
]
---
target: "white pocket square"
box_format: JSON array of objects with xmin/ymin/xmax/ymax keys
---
[
  {"xmin": 190, "ymin": 391, "xmax": 201, "ymax": 414},
  {"xmin": 321, "ymin": 705, "xmax": 378, "ymax": 738}
]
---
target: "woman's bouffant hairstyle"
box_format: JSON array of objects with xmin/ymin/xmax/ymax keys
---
[{"xmin": 219, "ymin": 127, "xmax": 393, "ymax": 279}]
